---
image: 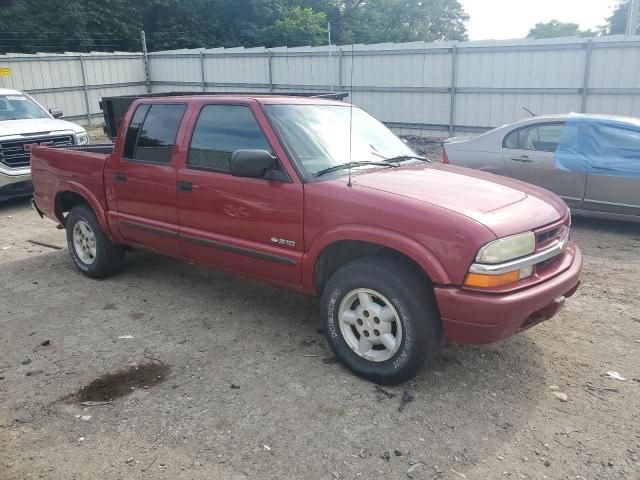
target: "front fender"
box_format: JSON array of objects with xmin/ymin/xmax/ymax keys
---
[
  {"xmin": 54, "ymin": 181, "xmax": 116, "ymax": 243},
  {"xmin": 301, "ymin": 224, "xmax": 451, "ymax": 293}
]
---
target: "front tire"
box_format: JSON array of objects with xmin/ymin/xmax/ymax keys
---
[
  {"xmin": 66, "ymin": 204, "xmax": 125, "ymax": 278},
  {"xmin": 321, "ymin": 256, "xmax": 441, "ymax": 385}
]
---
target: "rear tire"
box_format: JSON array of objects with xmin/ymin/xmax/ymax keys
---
[
  {"xmin": 66, "ymin": 204, "xmax": 125, "ymax": 278},
  {"xmin": 321, "ymin": 256, "xmax": 441, "ymax": 385}
]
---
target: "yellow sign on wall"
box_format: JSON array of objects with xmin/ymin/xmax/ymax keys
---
[{"xmin": 0, "ymin": 67, "xmax": 11, "ymax": 77}]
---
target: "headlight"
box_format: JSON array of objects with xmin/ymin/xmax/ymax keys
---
[
  {"xmin": 465, "ymin": 231, "xmax": 536, "ymax": 288},
  {"xmin": 76, "ymin": 132, "xmax": 89, "ymax": 145},
  {"xmin": 475, "ymin": 231, "xmax": 535, "ymax": 264}
]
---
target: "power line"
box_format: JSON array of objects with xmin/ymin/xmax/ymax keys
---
[{"xmin": 0, "ymin": 31, "xmax": 133, "ymax": 35}]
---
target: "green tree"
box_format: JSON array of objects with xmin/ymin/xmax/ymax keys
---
[
  {"xmin": 350, "ymin": 0, "xmax": 468, "ymax": 43},
  {"xmin": 602, "ymin": 1, "xmax": 639, "ymax": 35},
  {"xmin": 265, "ymin": 6, "xmax": 328, "ymax": 46},
  {"xmin": 527, "ymin": 20, "xmax": 595, "ymax": 39},
  {"xmin": 306, "ymin": 0, "xmax": 468, "ymax": 44},
  {"xmin": 0, "ymin": 0, "xmax": 469, "ymax": 53}
]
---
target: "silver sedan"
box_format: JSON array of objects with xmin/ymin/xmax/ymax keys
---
[{"xmin": 443, "ymin": 114, "xmax": 640, "ymax": 222}]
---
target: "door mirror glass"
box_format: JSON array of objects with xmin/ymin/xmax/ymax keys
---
[
  {"xmin": 49, "ymin": 108, "xmax": 63, "ymax": 118},
  {"xmin": 230, "ymin": 150, "xmax": 277, "ymax": 178}
]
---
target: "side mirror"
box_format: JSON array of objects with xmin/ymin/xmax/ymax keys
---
[
  {"xmin": 49, "ymin": 108, "xmax": 63, "ymax": 118},
  {"xmin": 230, "ymin": 150, "xmax": 277, "ymax": 179}
]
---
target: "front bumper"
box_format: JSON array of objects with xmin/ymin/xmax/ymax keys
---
[
  {"xmin": 0, "ymin": 165, "xmax": 32, "ymax": 201},
  {"xmin": 435, "ymin": 244, "xmax": 582, "ymax": 345}
]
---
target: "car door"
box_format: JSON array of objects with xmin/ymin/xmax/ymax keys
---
[
  {"xmin": 582, "ymin": 122, "xmax": 640, "ymax": 218},
  {"xmin": 108, "ymin": 102, "xmax": 187, "ymax": 255},
  {"xmin": 176, "ymin": 102, "xmax": 304, "ymax": 287},
  {"xmin": 502, "ymin": 121, "xmax": 586, "ymax": 209}
]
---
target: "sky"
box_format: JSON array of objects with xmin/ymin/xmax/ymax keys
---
[{"xmin": 460, "ymin": 0, "xmax": 620, "ymax": 40}]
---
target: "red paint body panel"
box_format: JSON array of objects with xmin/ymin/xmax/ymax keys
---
[
  {"xmin": 301, "ymin": 177, "xmax": 496, "ymax": 288},
  {"xmin": 30, "ymin": 94, "xmax": 583, "ymax": 346},
  {"xmin": 436, "ymin": 244, "xmax": 582, "ymax": 344},
  {"xmin": 30, "ymin": 148, "xmax": 115, "ymax": 242},
  {"xmin": 351, "ymin": 163, "xmax": 567, "ymax": 238}
]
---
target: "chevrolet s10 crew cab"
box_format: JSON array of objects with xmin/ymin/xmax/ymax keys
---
[{"xmin": 30, "ymin": 94, "xmax": 582, "ymax": 384}]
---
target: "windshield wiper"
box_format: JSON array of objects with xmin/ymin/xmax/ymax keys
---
[
  {"xmin": 314, "ymin": 161, "xmax": 396, "ymax": 178},
  {"xmin": 383, "ymin": 154, "xmax": 430, "ymax": 164}
]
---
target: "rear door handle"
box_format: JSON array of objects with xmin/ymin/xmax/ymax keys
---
[
  {"xmin": 177, "ymin": 180, "xmax": 192, "ymax": 192},
  {"xmin": 115, "ymin": 172, "xmax": 127, "ymax": 182}
]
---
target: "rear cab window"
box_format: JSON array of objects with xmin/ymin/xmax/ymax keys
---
[{"xmin": 123, "ymin": 103, "xmax": 186, "ymax": 163}]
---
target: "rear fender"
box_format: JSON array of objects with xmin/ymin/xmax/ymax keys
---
[
  {"xmin": 302, "ymin": 225, "xmax": 451, "ymax": 294},
  {"xmin": 54, "ymin": 181, "xmax": 116, "ymax": 243}
]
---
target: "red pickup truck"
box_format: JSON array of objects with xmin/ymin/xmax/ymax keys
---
[{"xmin": 30, "ymin": 94, "xmax": 582, "ymax": 384}]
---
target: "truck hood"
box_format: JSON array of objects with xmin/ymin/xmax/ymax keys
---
[
  {"xmin": 351, "ymin": 163, "xmax": 567, "ymax": 238},
  {"xmin": 0, "ymin": 118, "xmax": 85, "ymax": 139}
]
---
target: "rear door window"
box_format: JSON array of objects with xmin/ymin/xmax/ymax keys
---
[
  {"xmin": 187, "ymin": 105, "xmax": 272, "ymax": 173},
  {"xmin": 123, "ymin": 104, "xmax": 150, "ymax": 158},
  {"xmin": 503, "ymin": 123, "xmax": 565, "ymax": 152},
  {"xmin": 124, "ymin": 104, "xmax": 186, "ymax": 163}
]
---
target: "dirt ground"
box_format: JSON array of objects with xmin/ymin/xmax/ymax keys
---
[{"xmin": 1, "ymin": 140, "xmax": 639, "ymax": 480}]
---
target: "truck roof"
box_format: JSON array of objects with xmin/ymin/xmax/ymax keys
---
[
  {"xmin": 134, "ymin": 94, "xmax": 348, "ymax": 106},
  {"xmin": 0, "ymin": 88, "xmax": 23, "ymax": 95}
]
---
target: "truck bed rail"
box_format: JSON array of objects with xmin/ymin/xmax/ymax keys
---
[
  {"xmin": 99, "ymin": 91, "xmax": 349, "ymax": 139},
  {"xmin": 52, "ymin": 144, "xmax": 114, "ymax": 155}
]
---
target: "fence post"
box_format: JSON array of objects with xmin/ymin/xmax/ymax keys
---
[
  {"xmin": 267, "ymin": 50, "xmax": 274, "ymax": 92},
  {"xmin": 627, "ymin": 0, "xmax": 639, "ymax": 35},
  {"xmin": 78, "ymin": 55, "xmax": 92, "ymax": 125},
  {"xmin": 141, "ymin": 30, "xmax": 151, "ymax": 93},
  {"xmin": 200, "ymin": 51, "xmax": 206, "ymax": 92},
  {"xmin": 338, "ymin": 49, "xmax": 343, "ymax": 91},
  {"xmin": 581, "ymin": 39, "xmax": 593, "ymax": 113},
  {"xmin": 449, "ymin": 44, "xmax": 458, "ymax": 136}
]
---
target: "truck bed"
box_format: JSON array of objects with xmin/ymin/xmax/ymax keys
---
[{"xmin": 30, "ymin": 145, "xmax": 112, "ymax": 224}]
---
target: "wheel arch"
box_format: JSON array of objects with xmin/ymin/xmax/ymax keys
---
[
  {"xmin": 54, "ymin": 182, "xmax": 115, "ymax": 242},
  {"xmin": 303, "ymin": 226, "xmax": 451, "ymax": 295}
]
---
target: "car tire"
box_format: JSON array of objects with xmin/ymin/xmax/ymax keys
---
[
  {"xmin": 321, "ymin": 256, "xmax": 441, "ymax": 385},
  {"xmin": 66, "ymin": 204, "xmax": 125, "ymax": 279}
]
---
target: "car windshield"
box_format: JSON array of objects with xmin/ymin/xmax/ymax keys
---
[
  {"xmin": 0, "ymin": 94, "xmax": 49, "ymax": 121},
  {"xmin": 265, "ymin": 104, "xmax": 416, "ymax": 176}
]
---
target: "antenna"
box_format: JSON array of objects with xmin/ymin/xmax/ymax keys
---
[
  {"xmin": 347, "ymin": 42, "xmax": 354, "ymax": 188},
  {"xmin": 522, "ymin": 106, "xmax": 537, "ymax": 117},
  {"xmin": 328, "ymin": 22, "xmax": 333, "ymax": 92}
]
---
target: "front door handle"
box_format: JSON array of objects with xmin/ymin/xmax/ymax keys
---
[
  {"xmin": 177, "ymin": 180, "xmax": 192, "ymax": 192},
  {"xmin": 511, "ymin": 156, "xmax": 533, "ymax": 163},
  {"xmin": 115, "ymin": 172, "xmax": 127, "ymax": 182}
]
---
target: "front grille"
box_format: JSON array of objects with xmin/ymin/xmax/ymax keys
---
[
  {"xmin": 536, "ymin": 254, "xmax": 560, "ymax": 270},
  {"xmin": 0, "ymin": 135, "xmax": 74, "ymax": 168}
]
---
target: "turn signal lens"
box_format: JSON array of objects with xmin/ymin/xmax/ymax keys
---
[
  {"xmin": 464, "ymin": 266, "xmax": 533, "ymax": 288},
  {"xmin": 464, "ymin": 271, "xmax": 520, "ymax": 288}
]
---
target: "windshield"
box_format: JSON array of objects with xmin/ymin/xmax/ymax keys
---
[
  {"xmin": 0, "ymin": 94, "xmax": 49, "ymax": 121},
  {"xmin": 265, "ymin": 104, "xmax": 416, "ymax": 176}
]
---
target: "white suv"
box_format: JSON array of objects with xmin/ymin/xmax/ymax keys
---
[{"xmin": 0, "ymin": 88, "xmax": 88, "ymax": 201}]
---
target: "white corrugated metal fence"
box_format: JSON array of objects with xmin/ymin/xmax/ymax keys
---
[{"xmin": 2, "ymin": 35, "xmax": 640, "ymax": 136}]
